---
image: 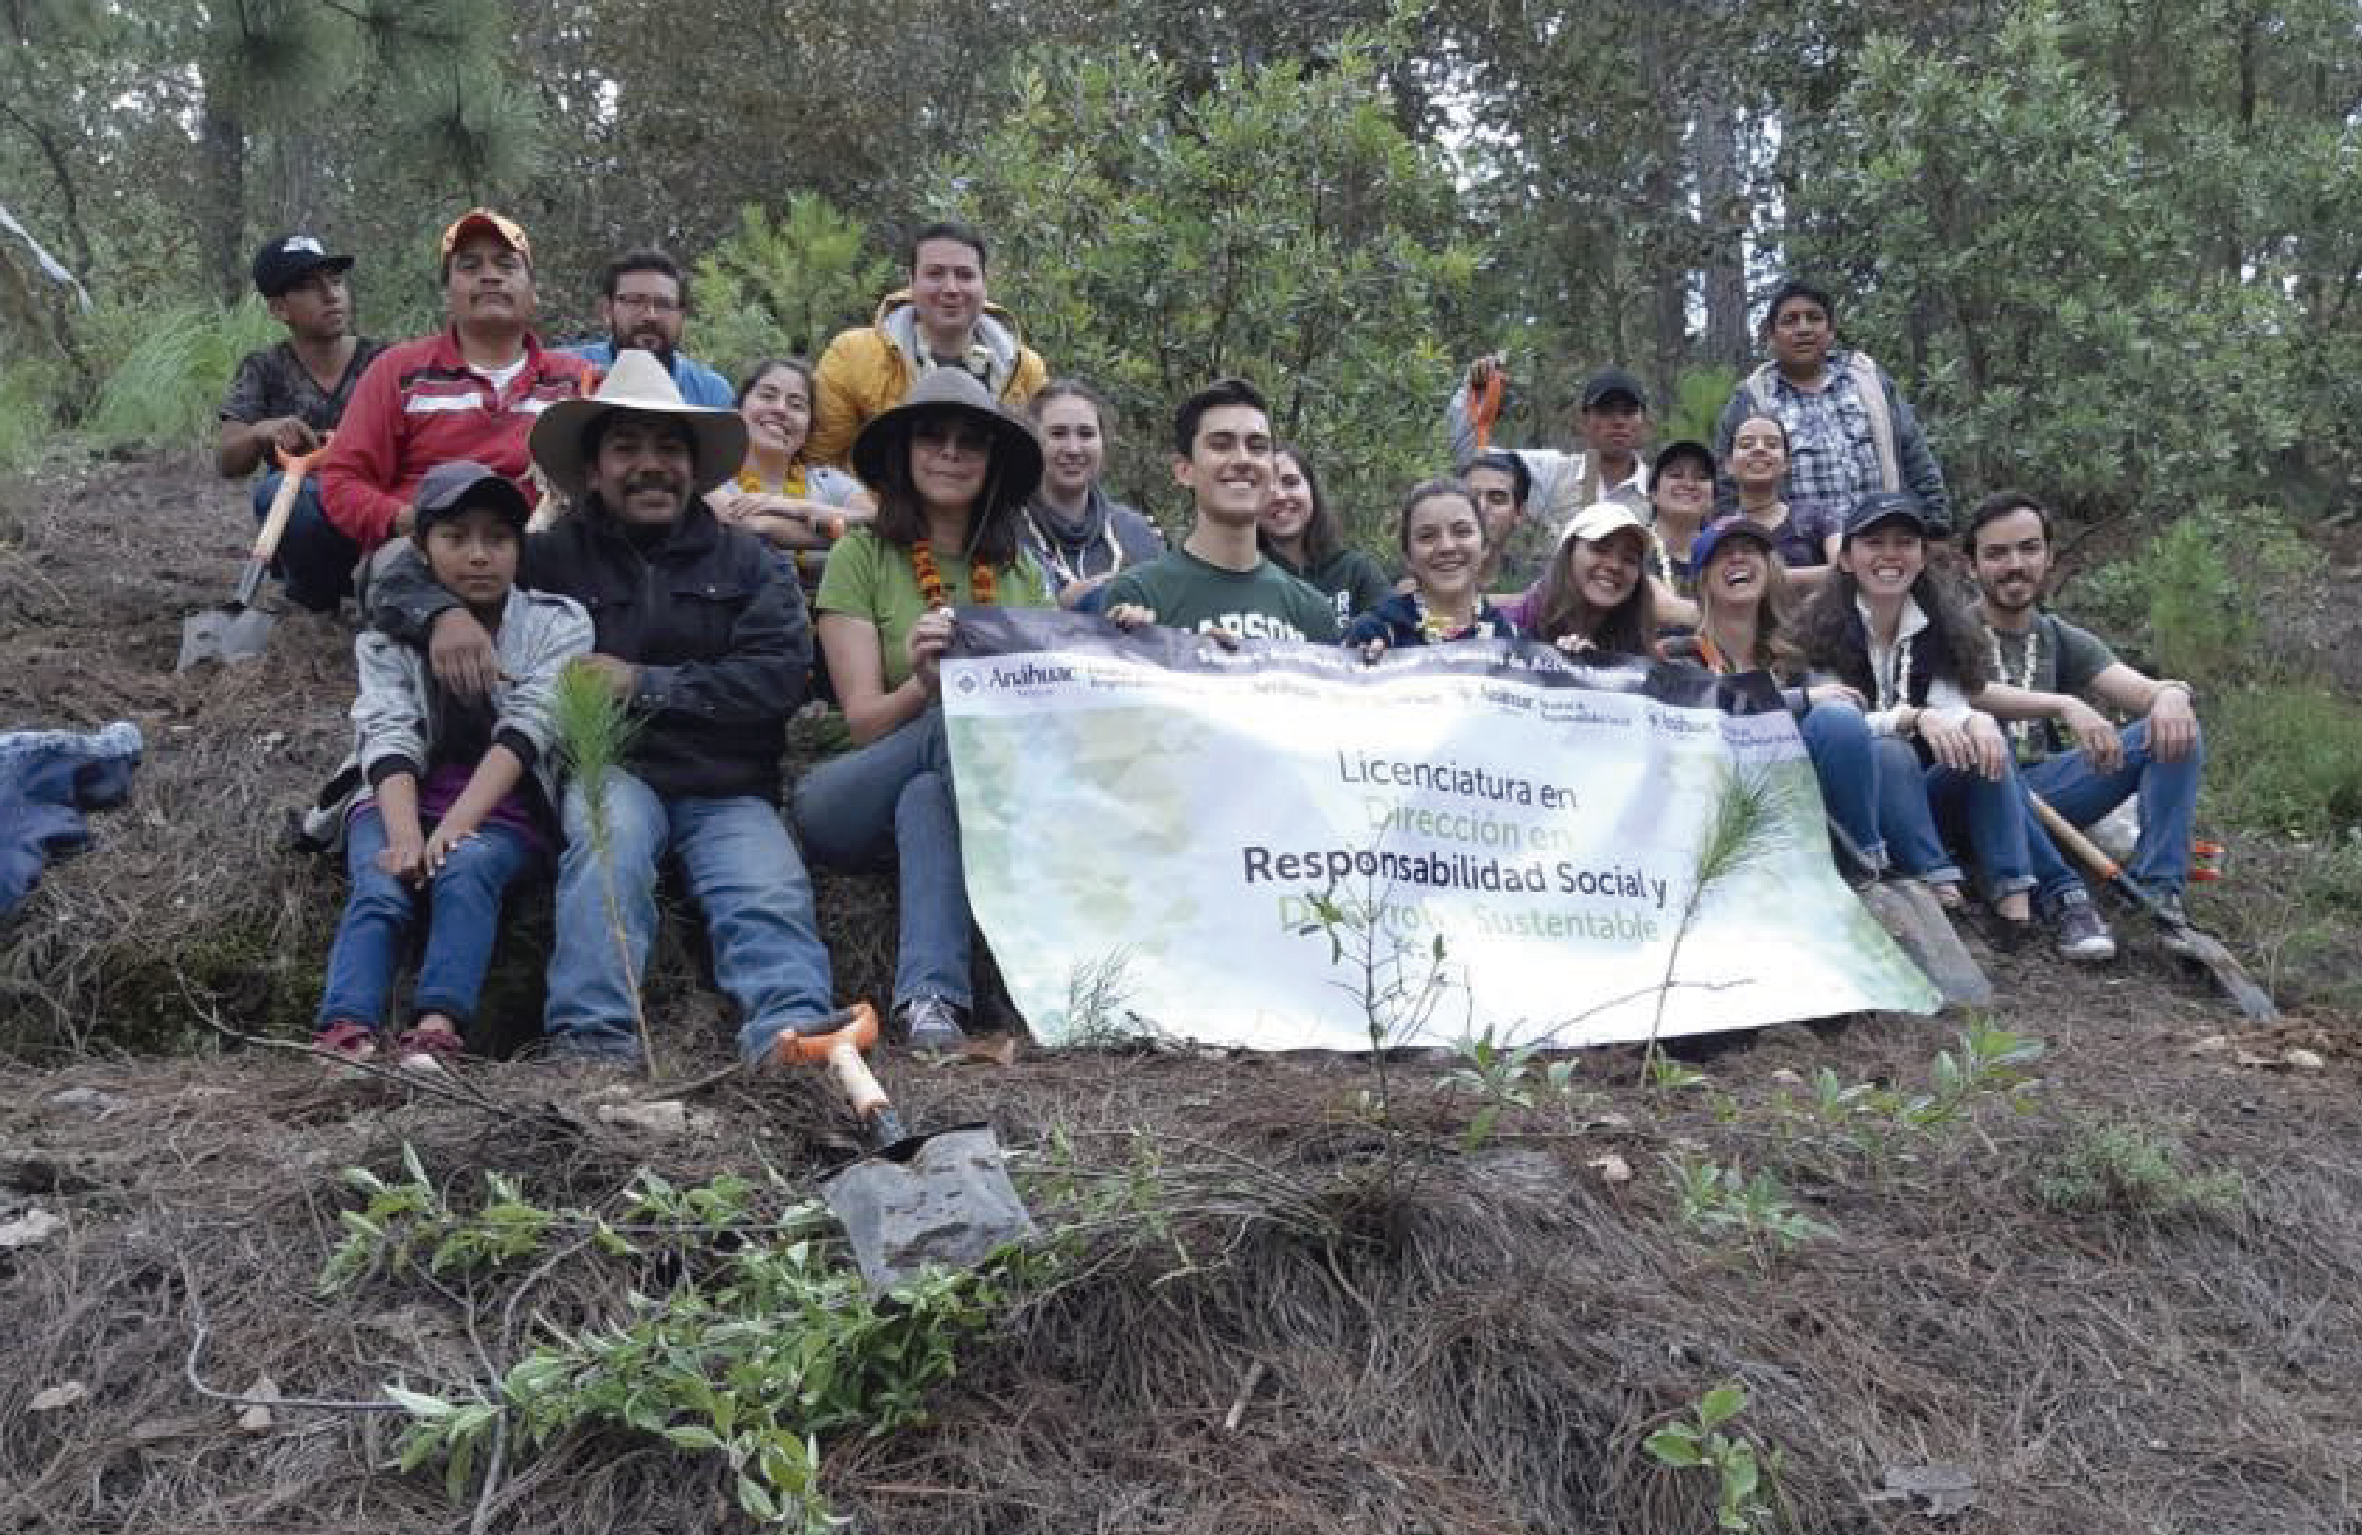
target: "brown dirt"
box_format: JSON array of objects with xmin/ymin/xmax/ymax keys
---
[{"xmin": 2, "ymin": 457, "xmax": 2359, "ymax": 1535}]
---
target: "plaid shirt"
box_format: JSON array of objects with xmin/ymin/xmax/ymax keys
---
[{"xmin": 1760, "ymin": 350, "xmax": 1883, "ymax": 551}]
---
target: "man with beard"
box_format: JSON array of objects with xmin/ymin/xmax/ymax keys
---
[
  {"xmin": 314, "ymin": 209, "xmax": 595, "ymax": 606},
  {"xmin": 1961, "ymin": 490, "xmax": 2206, "ymax": 937},
  {"xmin": 365, "ymin": 350, "xmax": 837, "ymax": 1068},
  {"xmin": 565, "ymin": 249, "xmax": 733, "ymax": 407}
]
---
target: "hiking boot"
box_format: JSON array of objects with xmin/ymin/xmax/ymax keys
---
[
  {"xmin": 2048, "ymin": 889, "xmax": 2117, "ymax": 962},
  {"xmin": 897, "ymin": 997, "xmax": 969, "ymax": 1055}
]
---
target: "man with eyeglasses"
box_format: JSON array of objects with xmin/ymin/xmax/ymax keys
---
[{"xmin": 565, "ymin": 249, "xmax": 734, "ymax": 407}]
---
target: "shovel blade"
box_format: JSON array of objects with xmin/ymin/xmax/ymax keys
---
[
  {"xmin": 177, "ymin": 606, "xmax": 277, "ymax": 671},
  {"xmin": 820, "ymin": 1124, "xmax": 1036, "ymax": 1293},
  {"xmin": 1861, "ymin": 879, "xmax": 1993, "ymax": 1009},
  {"xmin": 2174, "ymin": 927, "xmax": 2279, "ymax": 1022}
]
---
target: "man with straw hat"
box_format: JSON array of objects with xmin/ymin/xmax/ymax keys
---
[{"xmin": 366, "ymin": 349, "xmax": 837, "ymax": 1070}]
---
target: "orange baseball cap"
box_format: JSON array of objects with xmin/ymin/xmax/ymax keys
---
[{"xmin": 438, "ymin": 208, "xmax": 531, "ymax": 265}]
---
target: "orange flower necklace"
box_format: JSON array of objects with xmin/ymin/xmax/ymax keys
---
[{"xmin": 911, "ymin": 539, "xmax": 997, "ymax": 608}]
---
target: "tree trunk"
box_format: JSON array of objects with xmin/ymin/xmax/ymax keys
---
[
  {"xmin": 1637, "ymin": 22, "xmax": 1687, "ymax": 402},
  {"xmin": 197, "ymin": 83, "xmax": 246, "ymax": 305},
  {"xmin": 1697, "ymin": 86, "xmax": 1751, "ymax": 369}
]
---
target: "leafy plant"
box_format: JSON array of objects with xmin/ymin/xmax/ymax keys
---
[
  {"xmin": 691, "ymin": 195, "xmax": 893, "ymax": 380},
  {"xmin": 84, "ymin": 297, "xmax": 280, "ymax": 449},
  {"xmin": 1666, "ymin": 1154, "xmax": 1833, "ymax": 1259},
  {"xmin": 1644, "ymin": 1381, "xmax": 1781, "ymax": 1532},
  {"xmin": 1440, "ymin": 1028, "xmax": 1582, "ymax": 1149}
]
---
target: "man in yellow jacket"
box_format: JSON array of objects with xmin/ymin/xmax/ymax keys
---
[{"xmin": 807, "ymin": 220, "xmax": 1048, "ymax": 471}]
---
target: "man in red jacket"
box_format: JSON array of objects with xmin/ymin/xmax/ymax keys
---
[{"xmin": 307, "ymin": 209, "xmax": 593, "ymax": 609}]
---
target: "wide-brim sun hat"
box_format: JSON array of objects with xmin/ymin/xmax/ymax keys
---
[
  {"xmin": 529, "ymin": 349, "xmax": 748, "ymax": 501},
  {"xmin": 850, "ymin": 369, "xmax": 1043, "ymax": 512}
]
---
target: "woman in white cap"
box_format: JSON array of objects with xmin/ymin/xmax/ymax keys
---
[
  {"xmin": 1525, "ymin": 501, "xmax": 1660, "ymax": 657},
  {"xmin": 794, "ymin": 370, "xmax": 1051, "ymax": 1051}
]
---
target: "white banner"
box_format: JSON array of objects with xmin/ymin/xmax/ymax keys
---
[{"xmin": 945, "ymin": 609, "xmax": 1937, "ymax": 1051}]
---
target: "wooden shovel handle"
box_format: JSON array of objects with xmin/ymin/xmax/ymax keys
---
[
  {"xmin": 236, "ymin": 442, "xmax": 328, "ymax": 607},
  {"xmin": 2026, "ymin": 792, "xmax": 2122, "ymax": 884}
]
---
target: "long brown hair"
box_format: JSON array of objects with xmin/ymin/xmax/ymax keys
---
[
  {"xmin": 1532, "ymin": 531, "xmax": 1658, "ymax": 656},
  {"xmin": 866, "ymin": 407, "xmax": 1026, "ymax": 568},
  {"xmin": 1697, "ymin": 546, "xmax": 1805, "ymax": 676},
  {"xmin": 1259, "ymin": 444, "xmax": 1344, "ymax": 568},
  {"xmin": 1797, "ymin": 562, "xmax": 1993, "ymax": 695}
]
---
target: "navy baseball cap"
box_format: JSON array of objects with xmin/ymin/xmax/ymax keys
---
[
  {"xmin": 1688, "ymin": 516, "xmax": 1778, "ymax": 571},
  {"xmin": 251, "ymin": 234, "xmax": 354, "ymax": 298},
  {"xmin": 413, "ymin": 461, "xmax": 532, "ymax": 532}
]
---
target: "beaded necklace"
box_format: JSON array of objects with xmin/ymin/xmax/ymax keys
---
[
  {"xmin": 1871, "ymin": 620, "xmax": 1915, "ymax": 712},
  {"xmin": 1412, "ymin": 588, "xmax": 1483, "ymax": 644},
  {"xmin": 1989, "ymin": 623, "xmax": 2045, "ymax": 759},
  {"xmin": 911, "ymin": 538, "xmax": 997, "ymax": 608}
]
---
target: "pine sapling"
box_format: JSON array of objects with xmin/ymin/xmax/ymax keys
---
[
  {"xmin": 549, "ymin": 664, "xmax": 655, "ymax": 1075},
  {"xmin": 1641, "ymin": 766, "xmax": 1793, "ymax": 1086}
]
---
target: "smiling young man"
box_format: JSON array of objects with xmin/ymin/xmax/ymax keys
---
[
  {"xmin": 1099, "ymin": 378, "xmax": 1339, "ymax": 643},
  {"xmin": 216, "ymin": 234, "xmax": 388, "ymax": 612},
  {"xmin": 1713, "ymin": 278, "xmax": 1948, "ymax": 550},
  {"xmin": 313, "ymin": 209, "xmax": 594, "ymax": 607},
  {"xmin": 1961, "ymin": 490, "xmax": 2206, "ymax": 935},
  {"xmin": 806, "ymin": 220, "xmax": 1049, "ymax": 469},
  {"xmin": 565, "ymin": 249, "xmax": 733, "ymax": 407}
]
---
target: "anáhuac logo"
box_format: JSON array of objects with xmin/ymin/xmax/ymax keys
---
[{"xmin": 986, "ymin": 660, "xmax": 1076, "ymax": 690}]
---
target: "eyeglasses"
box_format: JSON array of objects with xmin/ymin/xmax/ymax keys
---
[{"xmin": 612, "ymin": 294, "xmax": 681, "ymax": 313}]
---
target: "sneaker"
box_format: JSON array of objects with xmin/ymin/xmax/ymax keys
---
[
  {"xmin": 2049, "ymin": 889, "xmax": 2118, "ymax": 962},
  {"xmin": 393, "ymin": 1025, "xmax": 465, "ymax": 1075},
  {"xmin": 896, "ymin": 997, "xmax": 969, "ymax": 1055}
]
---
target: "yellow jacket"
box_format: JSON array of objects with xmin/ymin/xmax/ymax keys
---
[{"xmin": 807, "ymin": 289, "xmax": 1049, "ymax": 470}]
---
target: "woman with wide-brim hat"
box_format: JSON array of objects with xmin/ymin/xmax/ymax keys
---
[{"xmin": 793, "ymin": 368, "xmax": 1050, "ymax": 1052}]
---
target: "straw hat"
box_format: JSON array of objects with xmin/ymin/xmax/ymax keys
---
[
  {"xmin": 529, "ymin": 349, "xmax": 748, "ymax": 501},
  {"xmin": 849, "ymin": 369, "xmax": 1043, "ymax": 511}
]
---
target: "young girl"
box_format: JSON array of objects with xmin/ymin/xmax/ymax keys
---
[
  {"xmin": 708, "ymin": 358, "xmax": 873, "ymax": 587},
  {"xmin": 1665, "ymin": 516, "xmax": 1882, "ymax": 874},
  {"xmin": 1345, "ymin": 478, "xmax": 1517, "ymax": 655},
  {"xmin": 1727, "ymin": 413, "xmax": 1832, "ymax": 592},
  {"xmin": 1258, "ymin": 444, "xmax": 1391, "ymax": 625},
  {"xmin": 794, "ymin": 370, "xmax": 1051, "ymax": 1052},
  {"xmin": 1020, "ymin": 379, "xmax": 1164, "ymax": 609},
  {"xmin": 1526, "ymin": 501, "xmax": 1659, "ymax": 658},
  {"xmin": 1796, "ymin": 493, "xmax": 2114, "ymax": 956},
  {"xmin": 311, "ymin": 461, "xmax": 592, "ymax": 1064}
]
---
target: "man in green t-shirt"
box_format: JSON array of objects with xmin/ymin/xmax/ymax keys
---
[
  {"xmin": 1963, "ymin": 490, "xmax": 2206, "ymax": 934},
  {"xmin": 1101, "ymin": 378, "xmax": 1340, "ymax": 644}
]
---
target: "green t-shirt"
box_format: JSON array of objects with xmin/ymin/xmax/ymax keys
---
[
  {"xmin": 1100, "ymin": 547, "xmax": 1341, "ymax": 642},
  {"xmin": 1989, "ymin": 611, "xmax": 2118, "ymax": 760},
  {"xmin": 814, "ymin": 527, "xmax": 1049, "ymax": 691}
]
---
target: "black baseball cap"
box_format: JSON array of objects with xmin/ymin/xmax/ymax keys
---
[
  {"xmin": 251, "ymin": 234, "xmax": 354, "ymax": 298},
  {"xmin": 1652, "ymin": 439, "xmax": 1715, "ymax": 480},
  {"xmin": 1841, "ymin": 490, "xmax": 1934, "ymax": 544},
  {"xmin": 413, "ymin": 460, "xmax": 532, "ymax": 532},
  {"xmin": 1580, "ymin": 367, "xmax": 1648, "ymax": 411}
]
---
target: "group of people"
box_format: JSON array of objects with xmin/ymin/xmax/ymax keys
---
[{"xmin": 221, "ymin": 210, "xmax": 2206, "ymax": 1071}]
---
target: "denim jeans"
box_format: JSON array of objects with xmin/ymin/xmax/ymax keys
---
[
  {"xmin": 316, "ymin": 804, "xmax": 543, "ymax": 1032},
  {"xmin": 1875, "ymin": 735, "xmax": 2041, "ymax": 900},
  {"xmin": 1798, "ymin": 702, "xmax": 1884, "ymax": 870},
  {"xmin": 792, "ymin": 709, "xmax": 971, "ymax": 1010},
  {"xmin": 2022, "ymin": 719, "xmax": 2203, "ymax": 898},
  {"xmin": 252, "ymin": 470, "xmax": 362, "ymax": 613},
  {"xmin": 545, "ymin": 773, "xmax": 834, "ymax": 1064}
]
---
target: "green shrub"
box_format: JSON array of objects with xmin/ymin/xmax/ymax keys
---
[
  {"xmin": 2205, "ymin": 681, "xmax": 2362, "ymax": 837},
  {"xmin": 85, "ymin": 297, "xmax": 281, "ymax": 450},
  {"xmin": 2034, "ymin": 1120, "xmax": 2245, "ymax": 1219},
  {"xmin": 1661, "ymin": 364, "xmax": 1739, "ymax": 448},
  {"xmin": 0, "ymin": 357, "xmax": 62, "ymax": 471},
  {"xmin": 2072, "ymin": 506, "xmax": 2311, "ymax": 687},
  {"xmin": 691, "ymin": 195, "xmax": 892, "ymax": 383}
]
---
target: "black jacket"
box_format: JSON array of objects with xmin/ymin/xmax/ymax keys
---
[{"xmin": 370, "ymin": 499, "xmax": 810, "ymax": 803}]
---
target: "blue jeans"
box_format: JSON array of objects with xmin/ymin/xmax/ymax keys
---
[
  {"xmin": 1798, "ymin": 702, "xmax": 1884, "ymax": 870},
  {"xmin": 1876, "ymin": 735, "xmax": 2041, "ymax": 900},
  {"xmin": 316, "ymin": 805, "xmax": 542, "ymax": 1032},
  {"xmin": 252, "ymin": 470, "xmax": 362, "ymax": 613},
  {"xmin": 2022, "ymin": 719, "xmax": 2203, "ymax": 898},
  {"xmin": 545, "ymin": 773, "xmax": 833, "ymax": 1064},
  {"xmin": 793, "ymin": 710, "xmax": 971, "ymax": 1010}
]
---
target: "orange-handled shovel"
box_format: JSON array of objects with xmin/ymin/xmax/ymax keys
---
[{"xmin": 178, "ymin": 440, "xmax": 329, "ymax": 670}]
